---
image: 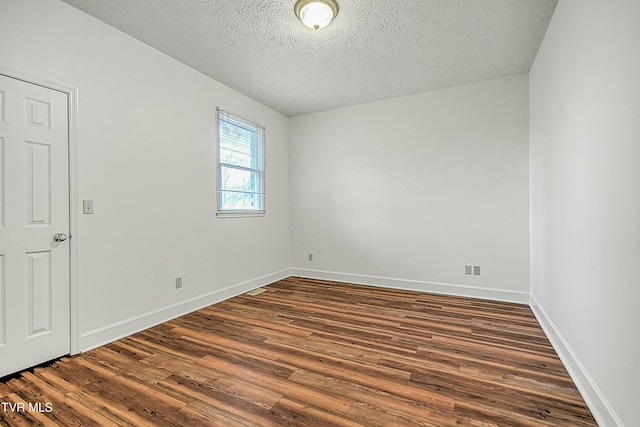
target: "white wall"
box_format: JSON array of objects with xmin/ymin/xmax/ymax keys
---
[
  {"xmin": 529, "ymin": 0, "xmax": 640, "ymax": 425},
  {"xmin": 6, "ymin": 2, "xmax": 634, "ymax": 423},
  {"xmin": 0, "ymin": 0, "xmax": 291, "ymax": 350},
  {"xmin": 290, "ymin": 75, "xmax": 530, "ymax": 302}
]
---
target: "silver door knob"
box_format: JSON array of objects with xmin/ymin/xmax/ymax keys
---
[{"xmin": 53, "ymin": 233, "xmax": 68, "ymax": 242}]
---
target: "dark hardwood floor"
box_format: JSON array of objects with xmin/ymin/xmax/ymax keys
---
[{"xmin": 0, "ymin": 277, "xmax": 597, "ymax": 426}]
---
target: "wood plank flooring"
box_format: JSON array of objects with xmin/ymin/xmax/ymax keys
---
[{"xmin": 0, "ymin": 277, "xmax": 597, "ymax": 426}]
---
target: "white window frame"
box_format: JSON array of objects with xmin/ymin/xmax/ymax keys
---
[{"xmin": 216, "ymin": 108, "xmax": 265, "ymax": 218}]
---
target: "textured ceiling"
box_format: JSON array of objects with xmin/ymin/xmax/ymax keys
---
[{"xmin": 60, "ymin": 0, "xmax": 558, "ymax": 117}]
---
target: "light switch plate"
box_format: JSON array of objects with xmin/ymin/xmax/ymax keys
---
[{"xmin": 83, "ymin": 200, "xmax": 94, "ymax": 214}]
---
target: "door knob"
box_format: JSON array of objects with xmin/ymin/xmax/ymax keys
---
[{"xmin": 53, "ymin": 233, "xmax": 68, "ymax": 242}]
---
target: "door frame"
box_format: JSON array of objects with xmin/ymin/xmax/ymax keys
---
[{"xmin": 1, "ymin": 68, "xmax": 80, "ymax": 356}]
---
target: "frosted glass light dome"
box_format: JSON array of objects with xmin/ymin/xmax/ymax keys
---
[{"xmin": 295, "ymin": 0, "xmax": 339, "ymax": 30}]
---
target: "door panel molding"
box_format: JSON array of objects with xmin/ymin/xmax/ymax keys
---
[
  {"xmin": 0, "ymin": 255, "xmax": 5, "ymax": 346},
  {"xmin": 26, "ymin": 250, "xmax": 53, "ymax": 337},
  {"xmin": 0, "ymin": 68, "xmax": 80, "ymax": 356},
  {"xmin": 25, "ymin": 140, "xmax": 52, "ymax": 226},
  {"xmin": 0, "ymin": 137, "xmax": 4, "ymax": 228}
]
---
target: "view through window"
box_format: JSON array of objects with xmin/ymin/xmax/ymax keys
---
[{"xmin": 217, "ymin": 108, "xmax": 265, "ymax": 214}]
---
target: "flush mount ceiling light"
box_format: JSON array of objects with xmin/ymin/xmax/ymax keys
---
[{"xmin": 294, "ymin": 0, "xmax": 339, "ymax": 30}]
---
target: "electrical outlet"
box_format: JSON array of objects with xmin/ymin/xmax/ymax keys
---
[
  {"xmin": 465, "ymin": 265, "xmax": 472, "ymax": 275},
  {"xmin": 308, "ymin": 253, "xmax": 313, "ymax": 261},
  {"xmin": 473, "ymin": 266, "xmax": 480, "ymax": 275},
  {"xmin": 175, "ymin": 277, "xmax": 183, "ymax": 289}
]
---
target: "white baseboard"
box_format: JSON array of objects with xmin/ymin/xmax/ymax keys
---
[
  {"xmin": 291, "ymin": 268, "xmax": 529, "ymax": 304},
  {"xmin": 78, "ymin": 266, "xmax": 620, "ymax": 426},
  {"xmin": 79, "ymin": 268, "xmax": 292, "ymax": 352},
  {"xmin": 79, "ymin": 267, "xmax": 527, "ymax": 352},
  {"xmin": 529, "ymin": 294, "xmax": 623, "ymax": 427}
]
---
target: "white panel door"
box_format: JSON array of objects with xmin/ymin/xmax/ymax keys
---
[{"xmin": 0, "ymin": 75, "xmax": 70, "ymax": 377}]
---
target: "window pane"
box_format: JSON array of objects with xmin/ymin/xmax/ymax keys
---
[
  {"xmin": 219, "ymin": 121, "xmax": 254, "ymax": 168},
  {"xmin": 219, "ymin": 166, "xmax": 262, "ymax": 210},
  {"xmin": 217, "ymin": 109, "xmax": 264, "ymax": 212},
  {"xmin": 219, "ymin": 190, "xmax": 262, "ymax": 210},
  {"xmin": 220, "ymin": 166, "xmax": 257, "ymax": 193}
]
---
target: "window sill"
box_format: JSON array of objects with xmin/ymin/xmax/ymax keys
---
[{"xmin": 216, "ymin": 210, "xmax": 266, "ymax": 219}]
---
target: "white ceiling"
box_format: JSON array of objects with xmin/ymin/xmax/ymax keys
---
[{"xmin": 60, "ymin": 0, "xmax": 558, "ymax": 117}]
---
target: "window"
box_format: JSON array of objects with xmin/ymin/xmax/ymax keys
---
[{"xmin": 216, "ymin": 108, "xmax": 265, "ymax": 216}]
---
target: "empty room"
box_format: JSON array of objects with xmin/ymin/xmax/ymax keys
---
[{"xmin": 0, "ymin": 0, "xmax": 637, "ymax": 425}]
